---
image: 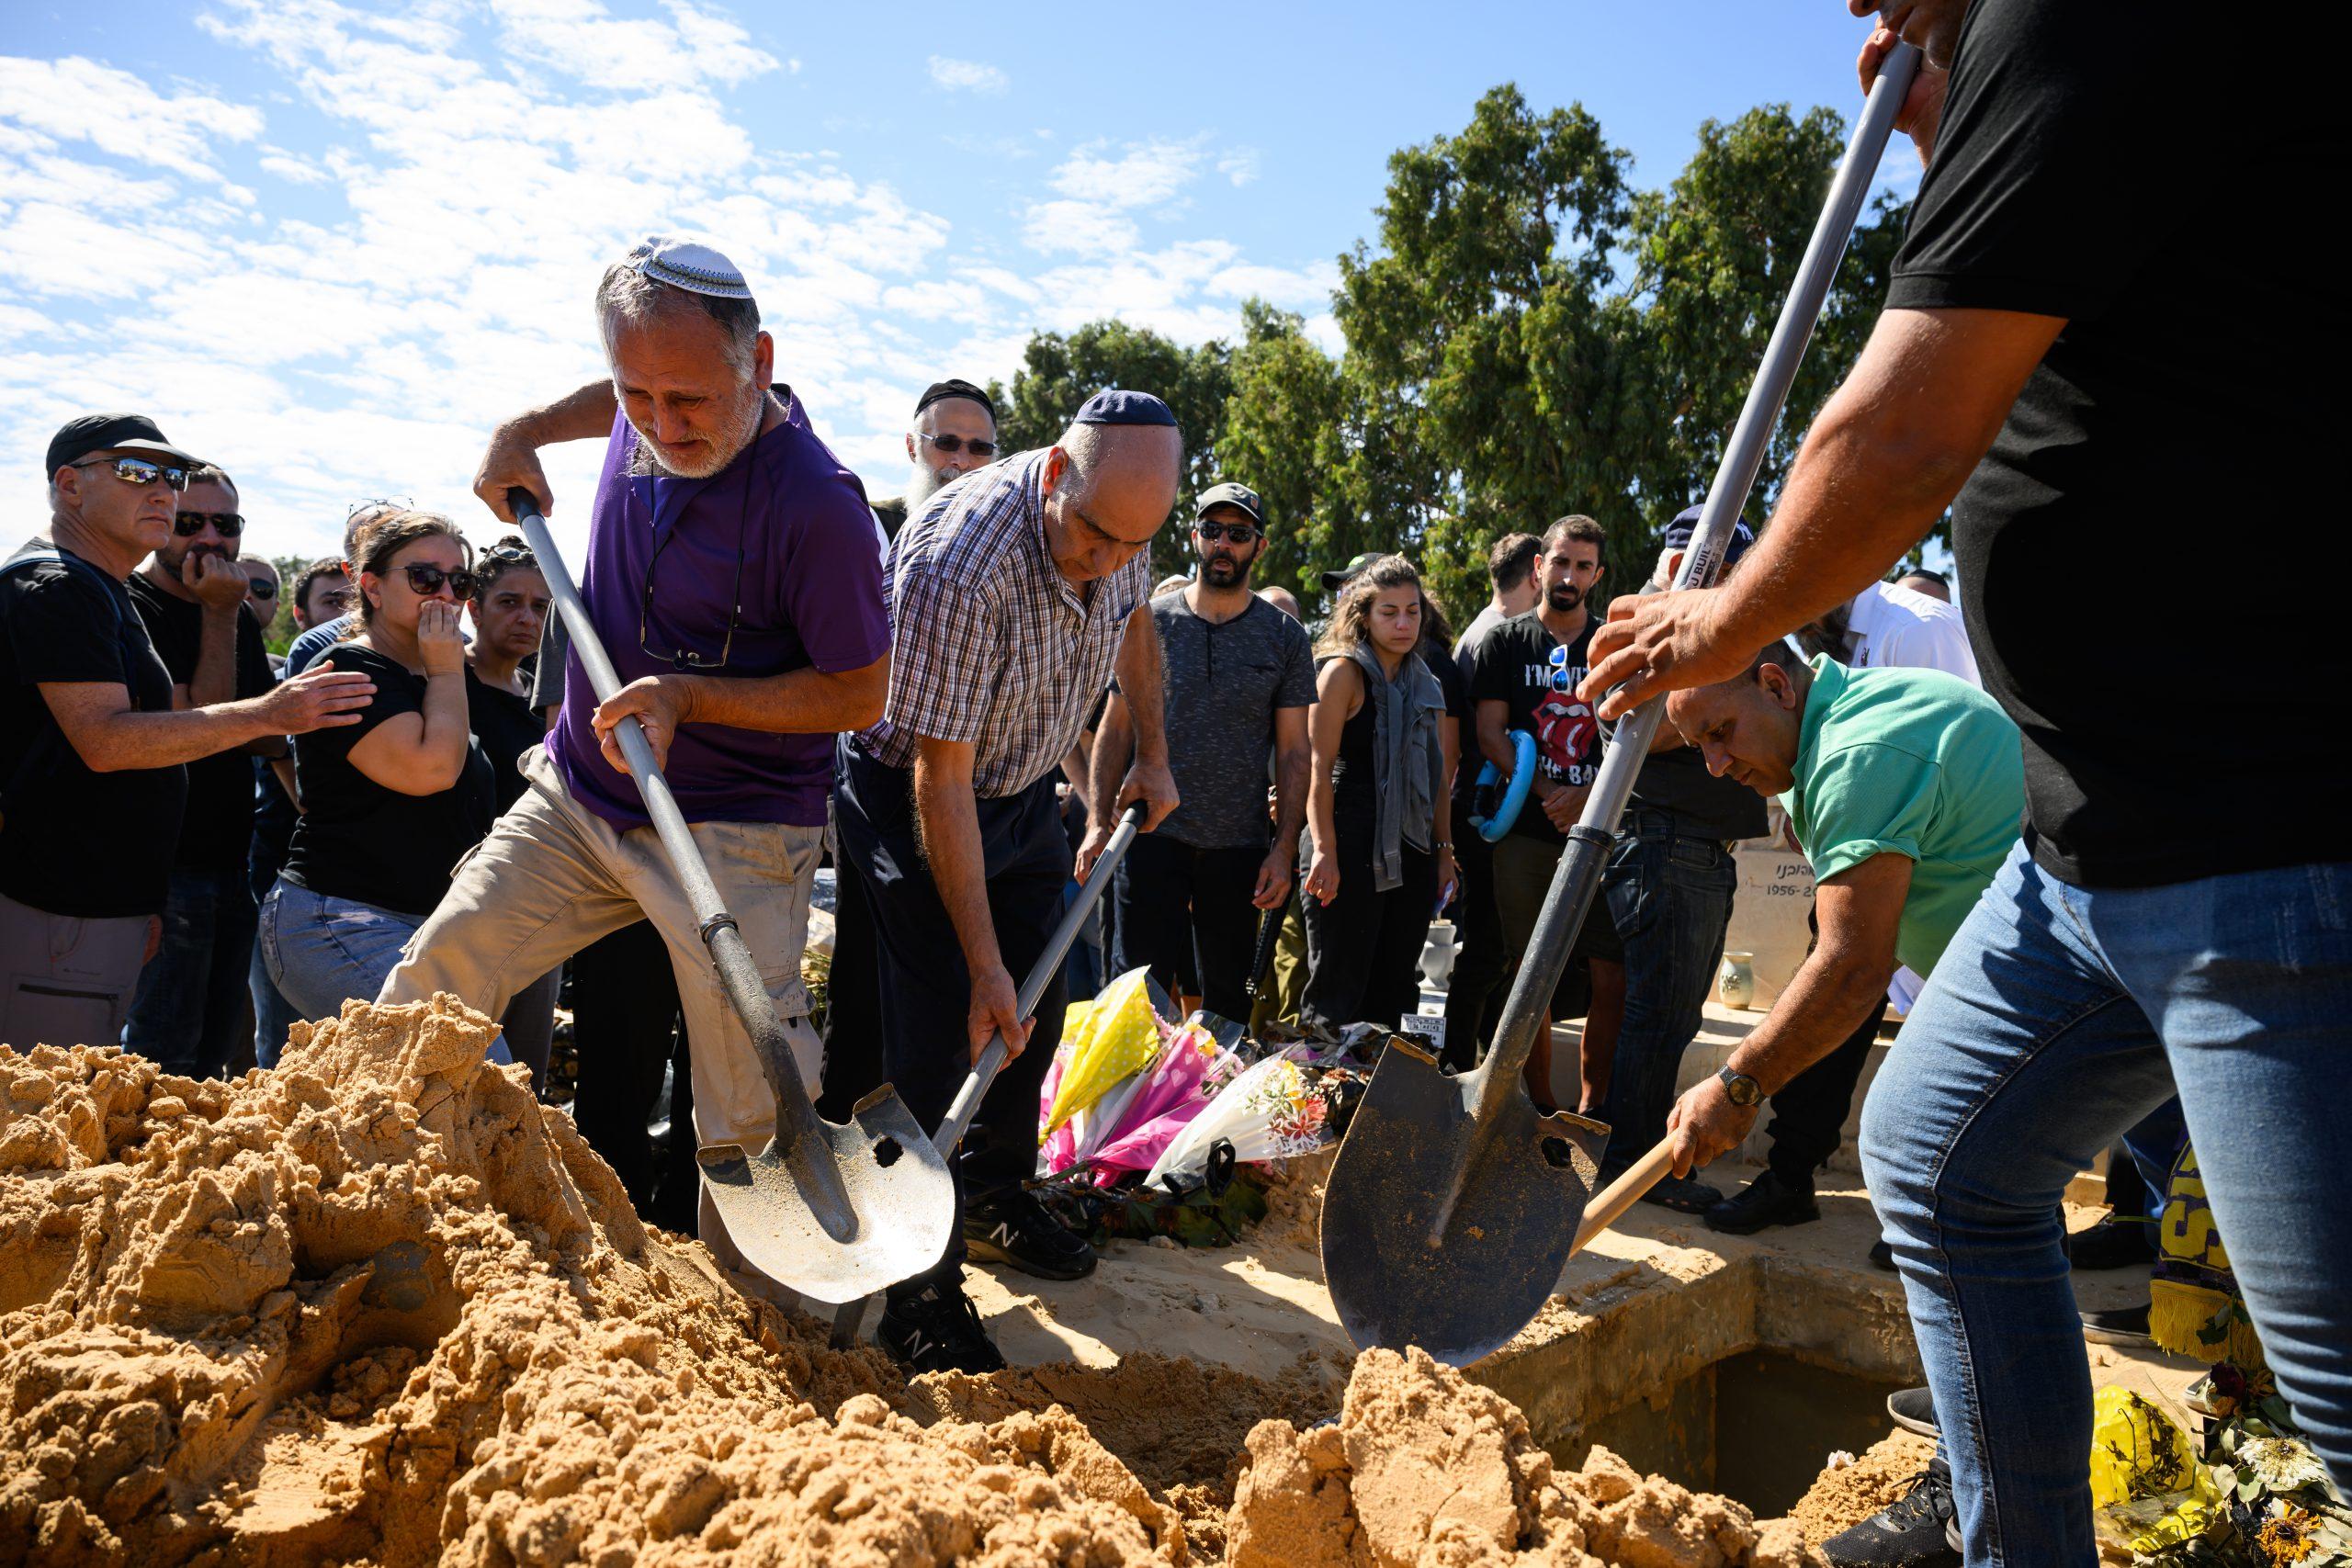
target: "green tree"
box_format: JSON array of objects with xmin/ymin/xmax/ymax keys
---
[
  {"xmin": 989, "ymin": 319, "xmax": 1235, "ymax": 517},
  {"xmin": 1218, "ymin": 85, "xmax": 1912, "ymax": 619}
]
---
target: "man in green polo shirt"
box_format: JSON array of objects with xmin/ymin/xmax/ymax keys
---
[{"xmin": 1653, "ymin": 646, "xmax": 2022, "ymax": 1178}]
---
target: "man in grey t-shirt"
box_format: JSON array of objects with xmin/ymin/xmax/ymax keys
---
[{"xmin": 1089, "ymin": 482, "xmax": 1313, "ymax": 1018}]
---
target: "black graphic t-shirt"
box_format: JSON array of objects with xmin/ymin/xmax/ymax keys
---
[{"xmin": 1464, "ymin": 610, "xmax": 1602, "ymax": 845}]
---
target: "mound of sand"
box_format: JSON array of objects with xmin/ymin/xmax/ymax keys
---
[
  {"xmin": 1787, "ymin": 1431, "xmax": 1937, "ymax": 1547},
  {"xmin": 1227, "ymin": 1347, "xmax": 1822, "ymax": 1568},
  {"xmin": 0, "ymin": 998, "xmax": 1820, "ymax": 1566}
]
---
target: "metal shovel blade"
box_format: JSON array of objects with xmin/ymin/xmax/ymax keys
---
[
  {"xmin": 695, "ymin": 1084, "xmax": 956, "ymax": 1303},
  {"xmin": 1320, "ymin": 1037, "xmax": 1609, "ymax": 1367}
]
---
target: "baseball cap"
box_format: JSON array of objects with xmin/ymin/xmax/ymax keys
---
[
  {"xmin": 1193, "ymin": 481, "xmax": 1265, "ymax": 531},
  {"xmin": 1319, "ymin": 551, "xmax": 1383, "ymax": 593},
  {"xmin": 45, "ymin": 413, "xmax": 201, "ymax": 479},
  {"xmin": 1661, "ymin": 503, "xmax": 1755, "ymax": 574}
]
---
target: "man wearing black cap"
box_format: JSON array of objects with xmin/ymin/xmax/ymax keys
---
[
  {"xmin": 1091, "ymin": 480, "xmax": 1314, "ymax": 1020},
  {"xmin": 1, "ymin": 415, "xmax": 371, "ymax": 1050},
  {"xmin": 823, "ymin": 377, "xmax": 1000, "ymax": 1119},
  {"xmin": 834, "ymin": 388, "xmax": 1182, "ymax": 1373},
  {"xmin": 873, "ymin": 379, "xmax": 1000, "ymax": 543}
]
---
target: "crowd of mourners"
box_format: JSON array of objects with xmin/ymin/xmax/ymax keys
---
[{"xmin": 0, "ymin": 4, "xmax": 2341, "ymax": 1565}]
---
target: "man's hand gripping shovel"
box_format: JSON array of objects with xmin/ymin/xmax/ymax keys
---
[
  {"xmin": 510, "ymin": 491, "xmax": 955, "ymax": 1303},
  {"xmin": 1317, "ymin": 41, "xmax": 1922, "ymax": 1369}
]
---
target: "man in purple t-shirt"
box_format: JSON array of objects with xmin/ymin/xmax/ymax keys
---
[{"xmin": 379, "ymin": 237, "xmax": 889, "ymax": 1299}]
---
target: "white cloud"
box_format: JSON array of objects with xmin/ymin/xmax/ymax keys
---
[
  {"xmin": 1048, "ymin": 137, "xmax": 1204, "ymax": 209},
  {"xmin": 1204, "ymin": 259, "xmax": 1340, "ymax": 310},
  {"xmin": 0, "ymin": 56, "xmax": 264, "ymax": 186},
  {"xmin": 0, "ymin": 13, "xmax": 1338, "ymax": 560},
  {"xmin": 491, "ymin": 0, "xmax": 782, "ymax": 91},
  {"xmin": 1022, "ymin": 198, "xmax": 1138, "ymax": 258},
  {"xmin": 927, "ymin": 55, "xmax": 1008, "ymax": 95},
  {"xmin": 1217, "ymin": 148, "xmax": 1262, "ymax": 187}
]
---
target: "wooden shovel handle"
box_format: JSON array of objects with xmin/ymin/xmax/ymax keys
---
[{"xmin": 1571, "ymin": 1138, "xmax": 1676, "ymax": 1254}]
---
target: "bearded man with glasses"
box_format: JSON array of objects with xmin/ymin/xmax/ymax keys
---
[
  {"xmin": 379, "ymin": 236, "xmax": 891, "ymax": 1304},
  {"xmin": 0, "ymin": 414, "xmax": 373, "ymax": 1053}
]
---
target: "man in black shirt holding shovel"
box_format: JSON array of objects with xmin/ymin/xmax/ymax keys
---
[{"xmin": 1585, "ymin": 5, "xmax": 2348, "ymax": 1561}]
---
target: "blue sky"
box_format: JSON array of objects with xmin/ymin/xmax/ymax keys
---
[{"xmin": 0, "ymin": 1, "xmax": 1908, "ymax": 564}]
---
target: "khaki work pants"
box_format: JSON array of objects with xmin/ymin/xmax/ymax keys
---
[{"xmin": 379, "ymin": 746, "xmax": 822, "ymax": 1288}]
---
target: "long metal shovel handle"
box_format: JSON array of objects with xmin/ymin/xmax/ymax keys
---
[
  {"xmin": 933, "ymin": 801, "xmax": 1146, "ymax": 1155},
  {"xmin": 506, "ymin": 491, "xmax": 854, "ymax": 1225},
  {"xmin": 1464, "ymin": 40, "xmax": 1922, "ymax": 1134}
]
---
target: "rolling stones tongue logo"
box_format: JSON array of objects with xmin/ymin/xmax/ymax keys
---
[{"xmin": 1535, "ymin": 693, "xmax": 1596, "ymax": 777}]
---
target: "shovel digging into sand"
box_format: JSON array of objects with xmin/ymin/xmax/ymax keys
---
[
  {"xmin": 1318, "ymin": 41, "xmax": 1924, "ymax": 1369},
  {"xmin": 509, "ymin": 491, "xmax": 956, "ymax": 1304},
  {"xmin": 824, "ymin": 800, "xmax": 1148, "ymax": 1348}
]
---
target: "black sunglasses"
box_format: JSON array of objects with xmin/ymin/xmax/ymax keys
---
[
  {"xmin": 74, "ymin": 456, "xmax": 188, "ymax": 493},
  {"xmin": 247, "ymin": 580, "xmax": 277, "ymax": 600},
  {"xmin": 175, "ymin": 510, "xmax": 244, "ymax": 537},
  {"xmin": 400, "ymin": 562, "xmax": 479, "ymax": 601},
  {"xmin": 918, "ymin": 431, "xmax": 997, "ymax": 460},
  {"xmin": 1193, "ymin": 520, "xmax": 1261, "ymax": 544}
]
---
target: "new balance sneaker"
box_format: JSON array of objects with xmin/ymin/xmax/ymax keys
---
[
  {"xmin": 964, "ymin": 1187, "xmax": 1098, "ymax": 1280},
  {"xmin": 1703, "ymin": 1169, "xmax": 1821, "ymax": 1235},
  {"xmin": 876, "ymin": 1281, "xmax": 1007, "ymax": 1374},
  {"xmin": 1823, "ymin": 1456, "xmax": 1960, "ymax": 1567}
]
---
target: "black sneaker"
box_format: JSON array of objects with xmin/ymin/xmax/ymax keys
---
[
  {"xmin": 2080, "ymin": 1303, "xmax": 2153, "ymax": 1346},
  {"xmin": 1637, "ymin": 1174, "xmax": 1725, "ymax": 1214},
  {"xmin": 1885, "ymin": 1385, "xmax": 1939, "ymax": 1438},
  {"xmin": 876, "ymin": 1280, "xmax": 1007, "ymax": 1374},
  {"xmin": 1823, "ymin": 1456, "xmax": 1960, "ymax": 1566},
  {"xmin": 964, "ymin": 1187, "xmax": 1098, "ymax": 1280},
  {"xmin": 1703, "ymin": 1169, "xmax": 1821, "ymax": 1235},
  {"xmin": 2068, "ymin": 1216, "xmax": 2154, "ymax": 1270}
]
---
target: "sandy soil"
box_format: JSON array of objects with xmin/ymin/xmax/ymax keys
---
[
  {"xmin": 0, "ymin": 998, "xmax": 1832, "ymax": 1566},
  {"xmin": 1787, "ymin": 1432, "xmax": 1939, "ymax": 1548}
]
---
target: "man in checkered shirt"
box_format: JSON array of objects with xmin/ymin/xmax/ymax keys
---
[{"xmin": 835, "ymin": 388, "xmax": 1181, "ymax": 1374}]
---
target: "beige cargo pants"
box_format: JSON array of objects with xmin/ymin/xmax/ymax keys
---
[{"xmin": 379, "ymin": 745, "xmax": 822, "ymax": 1292}]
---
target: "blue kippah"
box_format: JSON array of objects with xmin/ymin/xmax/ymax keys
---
[
  {"xmin": 1074, "ymin": 389, "xmax": 1178, "ymax": 427},
  {"xmin": 1664, "ymin": 503, "xmax": 1755, "ymax": 567}
]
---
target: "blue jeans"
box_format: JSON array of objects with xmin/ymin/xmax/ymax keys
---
[
  {"xmin": 251, "ymin": 939, "xmax": 303, "ymax": 1069},
  {"xmin": 1861, "ymin": 844, "xmax": 2352, "ymax": 1565},
  {"xmin": 124, "ymin": 866, "xmax": 259, "ymax": 1079},
  {"xmin": 1596, "ymin": 811, "xmax": 1737, "ymax": 1174},
  {"xmin": 260, "ymin": 880, "xmax": 423, "ymax": 1023}
]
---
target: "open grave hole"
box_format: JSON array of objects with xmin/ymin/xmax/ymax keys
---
[{"xmin": 1474, "ymin": 1245, "xmax": 1928, "ymax": 1524}]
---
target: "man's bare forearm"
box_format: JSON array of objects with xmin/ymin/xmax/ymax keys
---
[
  {"xmin": 1113, "ymin": 609, "xmax": 1168, "ymax": 762},
  {"xmin": 43, "ymin": 688, "xmax": 274, "ymax": 773},
  {"xmin": 1272, "ymin": 738, "xmax": 1308, "ymax": 852},
  {"xmin": 1710, "ymin": 308, "xmax": 2058, "ymax": 658},
  {"xmin": 673, "ymin": 655, "xmax": 888, "ymax": 736},
  {"xmin": 912, "ymin": 747, "xmax": 1003, "ymax": 977},
  {"xmin": 189, "ymin": 604, "xmax": 239, "ymax": 706},
  {"xmin": 1723, "ymin": 948, "xmax": 1893, "ymax": 1097},
  {"xmin": 512, "ymin": 380, "xmax": 621, "ymax": 446},
  {"xmin": 1088, "ymin": 692, "xmax": 1134, "ymax": 827}
]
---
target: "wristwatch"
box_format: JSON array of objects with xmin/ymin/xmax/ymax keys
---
[{"xmin": 1717, "ymin": 1066, "xmax": 1763, "ymax": 1107}]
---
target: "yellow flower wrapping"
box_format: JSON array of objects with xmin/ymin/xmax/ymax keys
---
[{"xmin": 1039, "ymin": 966, "xmax": 1161, "ymax": 1143}]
